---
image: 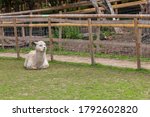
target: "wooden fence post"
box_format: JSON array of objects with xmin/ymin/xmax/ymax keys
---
[
  {"xmin": 13, "ymin": 18, "xmax": 20, "ymax": 58},
  {"xmin": 22, "ymin": 27, "xmax": 25, "ymax": 40},
  {"xmin": 48, "ymin": 18, "xmax": 54, "ymax": 61},
  {"xmin": 96, "ymin": 18, "xmax": 101, "ymax": 52},
  {"xmin": 134, "ymin": 18, "xmax": 142, "ymax": 69},
  {"xmin": 59, "ymin": 11, "xmax": 62, "ymax": 50},
  {"xmin": 88, "ymin": 18, "xmax": 95, "ymax": 65},
  {"xmin": 0, "ymin": 20, "xmax": 4, "ymax": 49},
  {"xmin": 21, "ymin": 27, "xmax": 26, "ymax": 44},
  {"xmin": 29, "ymin": 12, "xmax": 33, "ymax": 47},
  {"xmin": 114, "ymin": 2, "xmax": 118, "ymax": 14}
]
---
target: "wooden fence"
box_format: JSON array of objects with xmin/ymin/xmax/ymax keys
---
[
  {"xmin": 0, "ymin": 0, "xmax": 145, "ymax": 16},
  {"xmin": 0, "ymin": 14, "xmax": 150, "ymax": 69}
]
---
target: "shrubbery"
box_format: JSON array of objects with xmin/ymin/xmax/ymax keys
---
[{"xmin": 53, "ymin": 26, "xmax": 83, "ymax": 39}]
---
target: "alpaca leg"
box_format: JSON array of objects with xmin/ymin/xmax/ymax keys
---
[
  {"xmin": 40, "ymin": 59, "xmax": 49, "ymax": 69},
  {"xmin": 25, "ymin": 57, "xmax": 37, "ymax": 69}
]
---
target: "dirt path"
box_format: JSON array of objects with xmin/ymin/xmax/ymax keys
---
[{"xmin": 0, "ymin": 53, "xmax": 150, "ymax": 69}]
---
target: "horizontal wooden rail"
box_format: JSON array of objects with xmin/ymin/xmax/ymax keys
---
[
  {"xmin": 113, "ymin": 0, "xmax": 146, "ymax": 9},
  {"xmin": 1, "ymin": 14, "xmax": 150, "ymax": 28},
  {"xmin": 0, "ymin": 0, "xmax": 99, "ymax": 16},
  {"xmin": 68, "ymin": 0, "xmax": 146, "ymax": 14},
  {"xmin": 1, "ymin": 22, "xmax": 150, "ymax": 28},
  {"xmin": 0, "ymin": 0, "xmax": 122, "ymax": 16},
  {"xmin": 2, "ymin": 19, "xmax": 133, "ymax": 25},
  {"xmin": 1, "ymin": 14, "xmax": 150, "ymax": 19}
]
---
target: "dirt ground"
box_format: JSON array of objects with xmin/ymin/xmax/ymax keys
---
[{"xmin": 0, "ymin": 53, "xmax": 150, "ymax": 69}]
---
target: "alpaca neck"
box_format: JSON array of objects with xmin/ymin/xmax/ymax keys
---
[{"xmin": 35, "ymin": 51, "xmax": 45, "ymax": 62}]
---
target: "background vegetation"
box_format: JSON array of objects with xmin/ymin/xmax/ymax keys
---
[
  {"xmin": 0, "ymin": 0, "xmax": 79, "ymax": 12},
  {"xmin": 0, "ymin": 0, "xmax": 140, "ymax": 13},
  {"xmin": 53, "ymin": 27, "xmax": 83, "ymax": 39}
]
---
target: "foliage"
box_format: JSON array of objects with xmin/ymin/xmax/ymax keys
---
[
  {"xmin": 0, "ymin": 0, "xmax": 142, "ymax": 13},
  {"xmin": 48, "ymin": 0, "xmax": 77, "ymax": 6},
  {"xmin": 0, "ymin": 0, "xmax": 78, "ymax": 12},
  {"xmin": 53, "ymin": 27, "xmax": 83, "ymax": 39},
  {"xmin": 0, "ymin": 0, "xmax": 42, "ymax": 12},
  {"xmin": 63, "ymin": 26, "xmax": 83, "ymax": 39},
  {"xmin": 101, "ymin": 27, "xmax": 115, "ymax": 37}
]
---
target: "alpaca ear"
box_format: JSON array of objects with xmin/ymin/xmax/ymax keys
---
[{"xmin": 34, "ymin": 42, "xmax": 38, "ymax": 45}]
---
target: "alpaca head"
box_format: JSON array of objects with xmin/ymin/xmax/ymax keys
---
[{"xmin": 34, "ymin": 41, "xmax": 47, "ymax": 52}]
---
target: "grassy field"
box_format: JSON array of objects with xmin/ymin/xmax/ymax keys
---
[{"xmin": 0, "ymin": 57, "xmax": 150, "ymax": 100}]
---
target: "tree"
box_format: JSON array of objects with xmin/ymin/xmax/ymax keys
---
[
  {"xmin": 0, "ymin": 0, "xmax": 45, "ymax": 12},
  {"xmin": 0, "ymin": 0, "xmax": 13, "ymax": 13},
  {"xmin": 90, "ymin": 0, "xmax": 122, "ymax": 34},
  {"xmin": 90, "ymin": 0, "xmax": 102, "ymax": 14}
]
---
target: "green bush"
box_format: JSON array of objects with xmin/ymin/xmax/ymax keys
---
[
  {"xmin": 53, "ymin": 27, "xmax": 59, "ymax": 38},
  {"xmin": 53, "ymin": 26, "xmax": 83, "ymax": 39},
  {"xmin": 101, "ymin": 27, "xmax": 115, "ymax": 37}
]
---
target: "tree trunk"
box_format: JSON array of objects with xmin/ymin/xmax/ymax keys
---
[
  {"xmin": 90, "ymin": 0, "xmax": 123, "ymax": 34},
  {"xmin": 103, "ymin": 0, "xmax": 123, "ymax": 34},
  {"xmin": 90, "ymin": 0, "xmax": 103, "ymax": 14}
]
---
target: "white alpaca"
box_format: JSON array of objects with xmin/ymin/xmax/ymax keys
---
[{"xmin": 24, "ymin": 41, "xmax": 49, "ymax": 70}]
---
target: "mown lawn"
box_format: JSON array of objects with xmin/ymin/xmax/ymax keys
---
[{"xmin": 0, "ymin": 57, "xmax": 150, "ymax": 100}]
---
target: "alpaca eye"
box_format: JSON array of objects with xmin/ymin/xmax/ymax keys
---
[{"xmin": 39, "ymin": 45, "xmax": 42, "ymax": 47}]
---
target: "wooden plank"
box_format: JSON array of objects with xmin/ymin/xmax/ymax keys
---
[
  {"xmin": 0, "ymin": 0, "xmax": 99, "ymax": 16},
  {"xmin": 114, "ymin": 1, "xmax": 118, "ymax": 14},
  {"xmin": 88, "ymin": 18, "xmax": 95, "ymax": 65},
  {"xmin": 48, "ymin": 18, "xmax": 54, "ymax": 61},
  {"xmin": 29, "ymin": 12, "xmax": 33, "ymax": 47},
  {"xmin": 59, "ymin": 11, "xmax": 62, "ymax": 49},
  {"xmin": 22, "ymin": 27, "xmax": 25, "ymax": 37},
  {"xmin": 0, "ymin": 20, "xmax": 4, "ymax": 49},
  {"xmin": 113, "ymin": 0, "xmax": 146, "ymax": 9},
  {"xmin": 2, "ymin": 14, "xmax": 150, "ymax": 19},
  {"xmin": 68, "ymin": 0, "xmax": 146, "ymax": 14},
  {"xmin": 13, "ymin": 18, "xmax": 20, "ymax": 58},
  {"xmin": 0, "ymin": 0, "xmax": 144, "ymax": 16},
  {"xmin": 2, "ymin": 14, "xmax": 150, "ymax": 29},
  {"xmin": 96, "ymin": 18, "xmax": 101, "ymax": 52},
  {"xmin": 3, "ymin": 18, "xmax": 133, "ymax": 25},
  {"xmin": 109, "ymin": 0, "xmax": 121, "ymax": 2},
  {"xmin": 2, "ymin": 19, "xmax": 150, "ymax": 28},
  {"xmin": 1, "ymin": 22, "xmax": 150, "ymax": 28},
  {"xmin": 134, "ymin": 18, "xmax": 142, "ymax": 69},
  {"xmin": 22, "ymin": 27, "xmax": 25, "ymax": 41},
  {"xmin": 96, "ymin": 19, "xmax": 101, "ymax": 41}
]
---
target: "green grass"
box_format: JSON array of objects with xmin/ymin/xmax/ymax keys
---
[
  {"xmin": 0, "ymin": 48, "xmax": 33, "ymax": 54},
  {"xmin": 0, "ymin": 57, "xmax": 150, "ymax": 100}
]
